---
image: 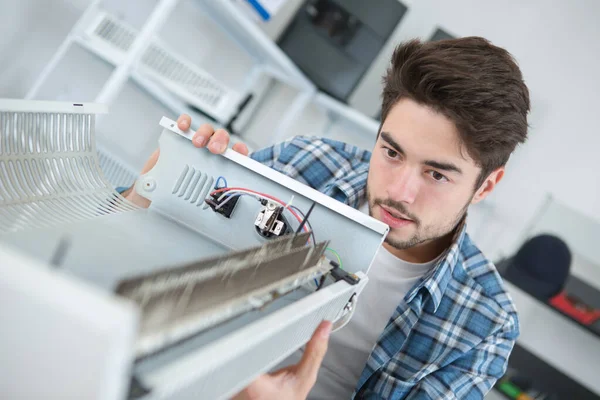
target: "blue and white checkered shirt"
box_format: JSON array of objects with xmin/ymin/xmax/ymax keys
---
[{"xmin": 250, "ymin": 136, "xmax": 519, "ymax": 400}]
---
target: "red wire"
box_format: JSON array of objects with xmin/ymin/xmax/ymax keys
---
[{"xmin": 211, "ymin": 187, "xmax": 308, "ymax": 232}]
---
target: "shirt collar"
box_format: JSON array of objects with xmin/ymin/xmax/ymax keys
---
[{"xmin": 404, "ymin": 218, "xmax": 468, "ymax": 312}]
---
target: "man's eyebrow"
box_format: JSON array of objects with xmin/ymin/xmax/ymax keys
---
[
  {"xmin": 424, "ymin": 160, "xmax": 463, "ymax": 174},
  {"xmin": 380, "ymin": 131, "xmax": 463, "ymax": 174},
  {"xmin": 380, "ymin": 131, "xmax": 405, "ymax": 155}
]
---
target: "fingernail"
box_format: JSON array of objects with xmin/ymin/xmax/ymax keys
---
[
  {"xmin": 179, "ymin": 120, "xmax": 189, "ymax": 129},
  {"xmin": 209, "ymin": 141, "xmax": 224, "ymax": 153},
  {"xmin": 194, "ymin": 136, "xmax": 207, "ymax": 146},
  {"xmin": 320, "ymin": 322, "xmax": 332, "ymax": 339}
]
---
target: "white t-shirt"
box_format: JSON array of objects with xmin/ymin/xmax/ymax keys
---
[{"xmin": 283, "ymin": 204, "xmax": 439, "ymax": 399}]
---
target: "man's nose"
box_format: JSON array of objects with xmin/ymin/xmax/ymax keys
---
[{"xmin": 386, "ymin": 166, "xmax": 419, "ymax": 205}]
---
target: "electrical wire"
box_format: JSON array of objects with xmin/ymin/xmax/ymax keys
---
[
  {"xmin": 214, "ymin": 176, "xmax": 228, "ymax": 189},
  {"xmin": 288, "ymin": 205, "xmax": 316, "ymax": 245},
  {"xmin": 208, "ymin": 183, "xmax": 324, "ymax": 284},
  {"xmin": 316, "ymin": 275, "xmax": 327, "ymax": 291},
  {"xmin": 287, "ymin": 205, "xmax": 342, "ymax": 269},
  {"xmin": 326, "ymin": 247, "xmax": 343, "ymax": 269},
  {"xmin": 296, "ymin": 201, "xmax": 315, "ymax": 235},
  {"xmin": 210, "ymin": 187, "xmax": 308, "ymax": 232}
]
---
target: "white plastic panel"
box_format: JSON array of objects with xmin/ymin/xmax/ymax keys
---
[
  {"xmin": 0, "ymin": 244, "xmax": 138, "ymax": 400},
  {"xmin": 140, "ymin": 277, "xmax": 363, "ymax": 400},
  {"xmin": 136, "ymin": 117, "xmax": 388, "ymax": 276}
]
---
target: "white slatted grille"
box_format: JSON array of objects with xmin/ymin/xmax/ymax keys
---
[
  {"xmin": 0, "ymin": 108, "xmax": 137, "ymax": 233},
  {"xmin": 87, "ymin": 12, "xmax": 238, "ymax": 119}
]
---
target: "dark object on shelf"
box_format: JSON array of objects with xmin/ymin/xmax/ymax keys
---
[
  {"xmin": 495, "ymin": 343, "xmax": 600, "ymax": 400},
  {"xmin": 501, "ymin": 257, "xmax": 600, "ymax": 338},
  {"xmin": 278, "ymin": 0, "xmax": 408, "ymax": 102},
  {"xmin": 502, "ymin": 234, "xmax": 572, "ymax": 301},
  {"xmin": 429, "ymin": 28, "xmax": 455, "ymax": 42}
]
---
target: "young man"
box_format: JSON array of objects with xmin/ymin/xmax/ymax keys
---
[{"xmin": 123, "ymin": 37, "xmax": 529, "ymax": 399}]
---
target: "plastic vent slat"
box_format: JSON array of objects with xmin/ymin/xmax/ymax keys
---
[
  {"xmin": 171, "ymin": 165, "xmax": 214, "ymax": 206},
  {"xmin": 0, "ymin": 106, "xmax": 138, "ymax": 234}
]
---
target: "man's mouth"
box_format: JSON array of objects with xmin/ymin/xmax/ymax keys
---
[
  {"xmin": 381, "ymin": 205, "xmax": 412, "ymax": 220},
  {"xmin": 379, "ymin": 205, "xmax": 415, "ymax": 228}
]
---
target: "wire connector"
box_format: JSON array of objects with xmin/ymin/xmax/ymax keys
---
[
  {"xmin": 205, "ymin": 193, "xmax": 239, "ymax": 218},
  {"xmin": 329, "ymin": 261, "xmax": 359, "ymax": 285}
]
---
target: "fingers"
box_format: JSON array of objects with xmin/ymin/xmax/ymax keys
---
[
  {"xmin": 176, "ymin": 114, "xmax": 248, "ymax": 156},
  {"xmin": 177, "ymin": 114, "xmax": 191, "ymax": 131},
  {"xmin": 207, "ymin": 128, "xmax": 229, "ymax": 154},
  {"xmin": 235, "ymin": 375, "xmax": 269, "ymax": 400},
  {"xmin": 232, "ymin": 142, "xmax": 249, "ymax": 156},
  {"xmin": 296, "ymin": 320, "xmax": 332, "ymax": 391},
  {"xmin": 192, "ymin": 123, "xmax": 214, "ymax": 148}
]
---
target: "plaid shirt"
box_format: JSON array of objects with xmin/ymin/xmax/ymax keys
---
[{"xmin": 251, "ymin": 136, "xmax": 519, "ymax": 400}]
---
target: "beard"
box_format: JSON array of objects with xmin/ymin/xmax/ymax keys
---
[{"xmin": 366, "ymin": 186, "xmax": 470, "ymax": 251}]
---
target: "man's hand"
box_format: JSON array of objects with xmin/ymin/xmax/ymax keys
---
[
  {"xmin": 233, "ymin": 320, "xmax": 332, "ymax": 400},
  {"xmin": 122, "ymin": 114, "xmax": 249, "ymax": 207}
]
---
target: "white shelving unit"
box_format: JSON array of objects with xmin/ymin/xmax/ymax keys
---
[{"xmin": 24, "ymin": 0, "xmax": 381, "ymax": 187}]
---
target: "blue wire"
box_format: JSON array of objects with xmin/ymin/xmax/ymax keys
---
[
  {"xmin": 214, "ymin": 176, "xmax": 228, "ymax": 189},
  {"xmin": 314, "ymin": 278, "xmax": 319, "ymax": 287}
]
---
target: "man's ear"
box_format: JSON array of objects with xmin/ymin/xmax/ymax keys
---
[{"xmin": 472, "ymin": 167, "xmax": 505, "ymax": 205}]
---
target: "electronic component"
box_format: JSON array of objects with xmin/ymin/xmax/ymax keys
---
[
  {"xmin": 205, "ymin": 191, "xmax": 240, "ymax": 218},
  {"xmin": 116, "ymin": 232, "xmax": 328, "ymax": 358},
  {"xmin": 255, "ymin": 200, "xmax": 289, "ymax": 238},
  {"xmin": 329, "ymin": 261, "xmax": 360, "ymax": 285}
]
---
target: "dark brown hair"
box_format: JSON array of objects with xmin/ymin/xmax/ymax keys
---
[{"xmin": 380, "ymin": 37, "xmax": 530, "ymax": 188}]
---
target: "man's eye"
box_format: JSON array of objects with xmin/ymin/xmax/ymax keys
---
[
  {"xmin": 428, "ymin": 170, "xmax": 449, "ymax": 182},
  {"xmin": 385, "ymin": 148, "xmax": 398, "ymax": 158}
]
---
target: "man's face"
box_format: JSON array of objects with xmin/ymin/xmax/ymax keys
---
[{"xmin": 367, "ymin": 98, "xmax": 486, "ymax": 252}]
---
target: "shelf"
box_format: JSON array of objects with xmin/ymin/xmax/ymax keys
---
[
  {"xmin": 494, "ymin": 343, "xmax": 600, "ymax": 400},
  {"xmin": 501, "ymin": 270, "xmax": 600, "ymax": 340},
  {"xmin": 79, "ymin": 11, "xmax": 242, "ymax": 123}
]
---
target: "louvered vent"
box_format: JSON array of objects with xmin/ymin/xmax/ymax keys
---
[{"xmin": 172, "ymin": 164, "xmax": 214, "ymax": 208}]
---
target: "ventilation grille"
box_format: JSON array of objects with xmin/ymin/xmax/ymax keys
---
[
  {"xmin": 88, "ymin": 12, "xmax": 238, "ymax": 118},
  {"xmin": 97, "ymin": 148, "xmax": 138, "ymax": 189},
  {"xmin": 141, "ymin": 46, "xmax": 224, "ymax": 107},
  {"xmin": 0, "ymin": 111, "xmax": 94, "ymax": 154},
  {"xmin": 0, "ymin": 110, "xmax": 137, "ymax": 234},
  {"xmin": 172, "ymin": 164, "xmax": 214, "ymax": 208},
  {"xmin": 92, "ymin": 13, "xmax": 136, "ymax": 53}
]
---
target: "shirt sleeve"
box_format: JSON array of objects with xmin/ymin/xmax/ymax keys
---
[
  {"xmin": 249, "ymin": 137, "xmax": 295, "ymax": 171},
  {"xmin": 404, "ymin": 316, "xmax": 518, "ymax": 400}
]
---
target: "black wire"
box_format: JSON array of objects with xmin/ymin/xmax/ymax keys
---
[
  {"xmin": 289, "ymin": 205, "xmax": 316, "ymax": 245},
  {"xmin": 316, "ymin": 275, "xmax": 327, "ymax": 291},
  {"xmin": 296, "ymin": 201, "xmax": 316, "ymax": 234}
]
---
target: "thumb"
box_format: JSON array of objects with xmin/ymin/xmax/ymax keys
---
[
  {"xmin": 140, "ymin": 148, "xmax": 160, "ymax": 174},
  {"xmin": 296, "ymin": 320, "xmax": 332, "ymax": 391}
]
